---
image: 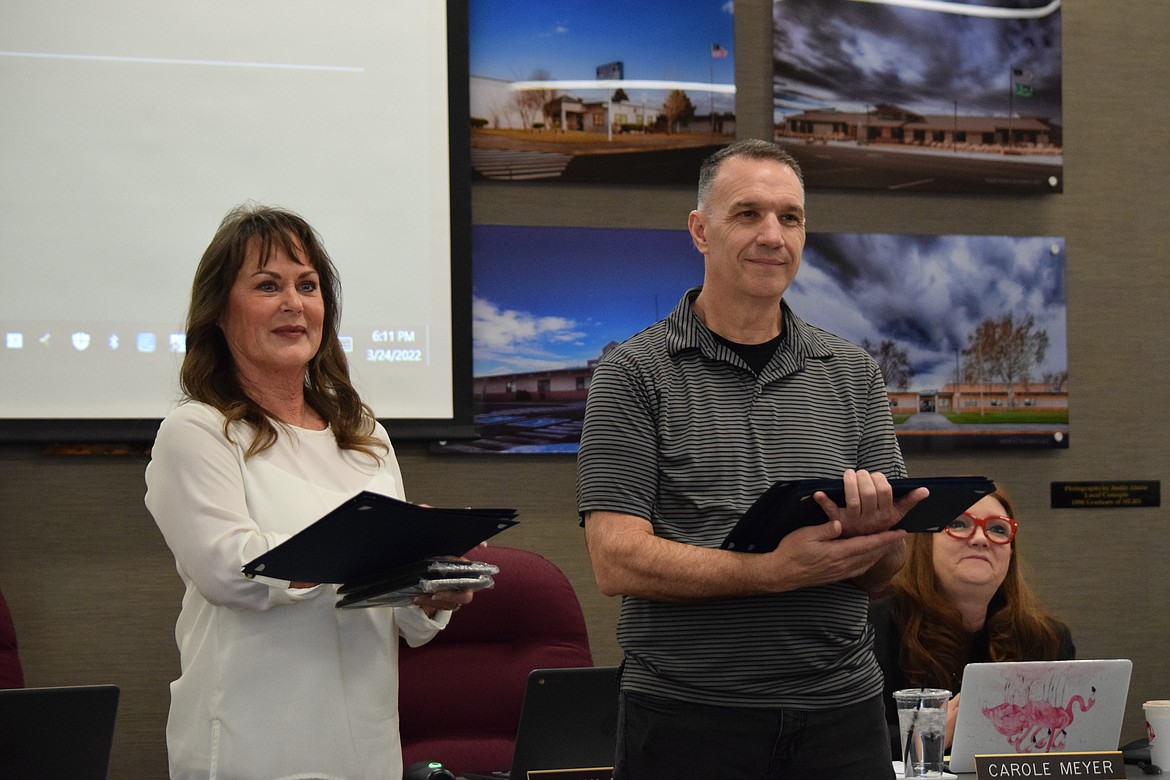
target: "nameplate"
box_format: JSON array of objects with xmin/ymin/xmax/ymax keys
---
[
  {"xmin": 527, "ymin": 768, "xmax": 613, "ymax": 780},
  {"xmin": 1050, "ymin": 480, "xmax": 1160, "ymax": 508},
  {"xmin": 974, "ymin": 751, "xmax": 1125, "ymax": 779}
]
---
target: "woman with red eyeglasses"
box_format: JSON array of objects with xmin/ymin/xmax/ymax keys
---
[{"xmin": 868, "ymin": 487, "xmax": 1075, "ymax": 757}]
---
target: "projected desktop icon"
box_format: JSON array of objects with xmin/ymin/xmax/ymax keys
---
[
  {"xmin": 72, "ymin": 332, "xmax": 91, "ymax": 351},
  {"xmin": 169, "ymin": 333, "xmax": 185, "ymax": 353},
  {"xmin": 137, "ymin": 333, "xmax": 157, "ymax": 353},
  {"xmin": 5, "ymin": 333, "xmax": 22, "ymax": 349},
  {"xmin": 109, "ymin": 334, "xmax": 120, "ymax": 350},
  {"xmin": 339, "ymin": 335, "xmax": 353, "ymax": 353}
]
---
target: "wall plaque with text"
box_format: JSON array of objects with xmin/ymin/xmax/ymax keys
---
[{"xmin": 1051, "ymin": 480, "xmax": 1160, "ymax": 509}]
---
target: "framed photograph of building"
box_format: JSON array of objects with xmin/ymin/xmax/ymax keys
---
[
  {"xmin": 787, "ymin": 231, "xmax": 1068, "ymax": 450},
  {"xmin": 441, "ymin": 225, "xmax": 1068, "ymax": 454},
  {"xmin": 772, "ymin": 0, "xmax": 1063, "ymax": 194},
  {"xmin": 468, "ymin": 0, "xmax": 735, "ymax": 184}
]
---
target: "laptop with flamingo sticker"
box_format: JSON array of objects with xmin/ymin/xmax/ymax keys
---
[{"xmin": 947, "ymin": 659, "xmax": 1132, "ymax": 774}]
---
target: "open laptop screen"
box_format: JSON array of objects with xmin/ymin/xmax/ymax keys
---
[
  {"xmin": 0, "ymin": 684, "xmax": 120, "ymax": 780},
  {"xmin": 463, "ymin": 666, "xmax": 619, "ymax": 780},
  {"xmin": 947, "ymin": 660, "xmax": 1131, "ymax": 775}
]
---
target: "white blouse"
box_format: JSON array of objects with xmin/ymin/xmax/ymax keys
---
[{"xmin": 146, "ymin": 401, "xmax": 446, "ymax": 780}]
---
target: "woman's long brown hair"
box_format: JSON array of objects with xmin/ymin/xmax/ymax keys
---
[{"xmin": 180, "ymin": 204, "xmax": 387, "ymax": 461}]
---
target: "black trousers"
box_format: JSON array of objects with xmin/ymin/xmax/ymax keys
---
[{"xmin": 613, "ymin": 690, "xmax": 896, "ymax": 780}]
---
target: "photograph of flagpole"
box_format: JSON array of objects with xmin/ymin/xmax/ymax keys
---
[
  {"xmin": 772, "ymin": 0, "xmax": 1064, "ymax": 194},
  {"xmin": 467, "ymin": 0, "xmax": 735, "ymax": 184}
]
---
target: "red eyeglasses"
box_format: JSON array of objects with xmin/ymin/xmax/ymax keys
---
[{"xmin": 943, "ymin": 512, "xmax": 1017, "ymax": 544}]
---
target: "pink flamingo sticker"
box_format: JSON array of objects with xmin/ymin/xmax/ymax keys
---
[{"xmin": 981, "ymin": 685, "xmax": 1097, "ymax": 753}]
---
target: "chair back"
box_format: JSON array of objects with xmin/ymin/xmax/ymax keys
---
[
  {"xmin": 398, "ymin": 546, "xmax": 593, "ymax": 776},
  {"xmin": 0, "ymin": 586, "xmax": 24, "ymax": 689}
]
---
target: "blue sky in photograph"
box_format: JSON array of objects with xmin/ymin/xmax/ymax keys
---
[
  {"xmin": 470, "ymin": 0, "xmax": 735, "ymax": 110},
  {"xmin": 473, "ymin": 225, "xmax": 1067, "ymax": 392},
  {"xmin": 472, "ymin": 225, "xmax": 701, "ymax": 376},
  {"xmin": 790, "ymin": 232, "xmax": 1066, "ymax": 390},
  {"xmin": 773, "ymin": 0, "xmax": 1062, "ymax": 121}
]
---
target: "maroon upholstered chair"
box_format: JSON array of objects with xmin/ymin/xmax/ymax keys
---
[
  {"xmin": 398, "ymin": 546, "xmax": 594, "ymax": 777},
  {"xmin": 0, "ymin": 585, "xmax": 24, "ymax": 689}
]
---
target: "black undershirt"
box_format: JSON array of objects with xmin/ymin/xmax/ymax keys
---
[{"xmin": 713, "ymin": 331, "xmax": 785, "ymax": 375}]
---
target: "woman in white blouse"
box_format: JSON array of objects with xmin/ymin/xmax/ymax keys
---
[{"xmin": 146, "ymin": 204, "xmax": 471, "ymax": 780}]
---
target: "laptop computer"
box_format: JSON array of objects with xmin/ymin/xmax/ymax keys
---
[
  {"xmin": 463, "ymin": 666, "xmax": 620, "ymax": 780},
  {"xmin": 0, "ymin": 683, "xmax": 120, "ymax": 780},
  {"xmin": 947, "ymin": 660, "xmax": 1131, "ymax": 775}
]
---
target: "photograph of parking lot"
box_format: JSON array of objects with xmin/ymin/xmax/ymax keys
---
[
  {"xmin": 468, "ymin": 0, "xmax": 735, "ymax": 184},
  {"xmin": 440, "ymin": 225, "xmax": 1068, "ymax": 454},
  {"xmin": 773, "ymin": 0, "xmax": 1063, "ymax": 194}
]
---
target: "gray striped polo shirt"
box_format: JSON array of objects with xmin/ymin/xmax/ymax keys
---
[{"xmin": 577, "ymin": 288, "xmax": 906, "ymax": 709}]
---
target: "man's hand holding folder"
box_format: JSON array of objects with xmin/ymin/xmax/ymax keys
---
[{"xmin": 721, "ymin": 475, "xmax": 996, "ymax": 554}]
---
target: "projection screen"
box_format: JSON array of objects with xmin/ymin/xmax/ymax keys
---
[{"xmin": 0, "ymin": 0, "xmax": 473, "ymax": 442}]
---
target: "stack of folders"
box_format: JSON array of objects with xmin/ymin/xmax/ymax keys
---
[
  {"xmin": 336, "ymin": 558, "xmax": 500, "ymax": 609},
  {"xmin": 242, "ymin": 491, "xmax": 518, "ymax": 609}
]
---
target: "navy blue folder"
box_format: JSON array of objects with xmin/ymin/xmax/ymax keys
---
[
  {"xmin": 242, "ymin": 491, "xmax": 518, "ymax": 584},
  {"xmin": 721, "ymin": 476, "xmax": 996, "ymax": 553}
]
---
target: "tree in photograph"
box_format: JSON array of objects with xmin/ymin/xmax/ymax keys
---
[
  {"xmin": 661, "ymin": 89, "xmax": 695, "ymax": 133},
  {"xmin": 961, "ymin": 313, "xmax": 1049, "ymax": 410},
  {"xmin": 611, "ymin": 87, "xmax": 629, "ymax": 103},
  {"xmin": 862, "ymin": 338, "xmax": 914, "ymax": 390},
  {"xmin": 513, "ymin": 68, "xmax": 556, "ymax": 130},
  {"xmin": 1041, "ymin": 370, "xmax": 1069, "ymax": 390}
]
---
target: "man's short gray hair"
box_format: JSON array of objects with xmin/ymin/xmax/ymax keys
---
[{"xmin": 696, "ymin": 139, "xmax": 804, "ymax": 209}]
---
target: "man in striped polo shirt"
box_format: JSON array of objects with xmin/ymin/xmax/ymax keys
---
[{"xmin": 576, "ymin": 139, "xmax": 928, "ymax": 779}]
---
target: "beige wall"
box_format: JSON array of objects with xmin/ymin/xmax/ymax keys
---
[{"xmin": 1, "ymin": 2, "xmax": 1168, "ymax": 777}]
